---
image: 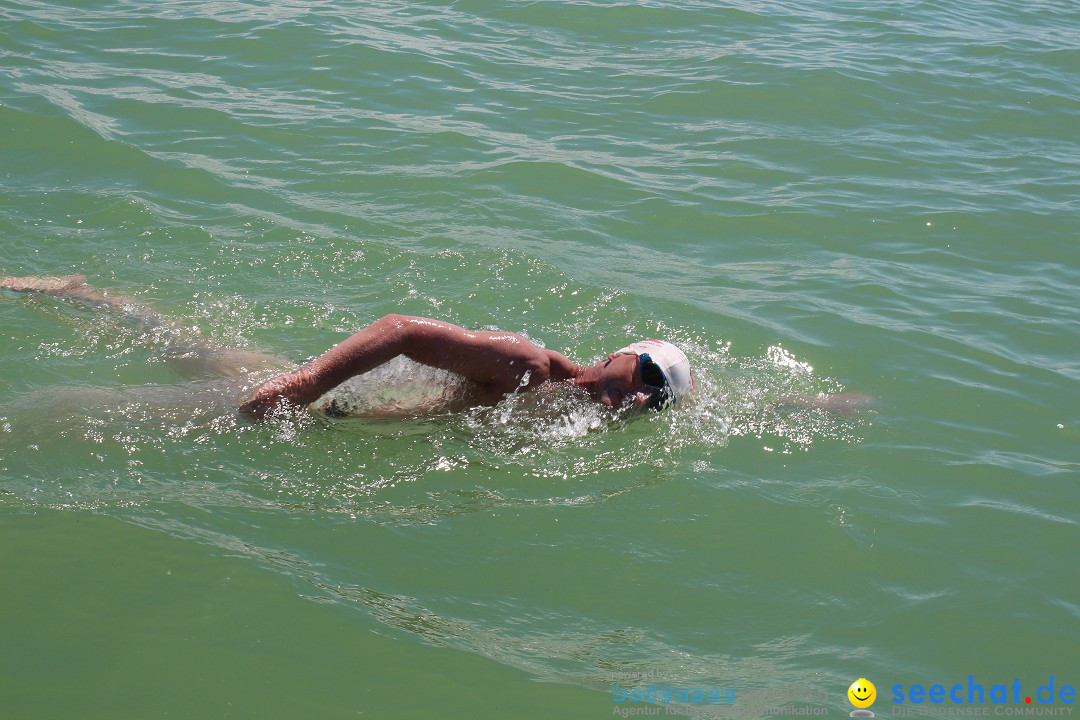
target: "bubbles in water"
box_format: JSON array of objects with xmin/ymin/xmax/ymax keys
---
[
  {"xmin": 677, "ymin": 339, "xmax": 867, "ymax": 454},
  {"xmin": 463, "ymin": 383, "xmax": 611, "ymax": 453},
  {"xmin": 764, "ymin": 344, "xmax": 813, "ymax": 374}
]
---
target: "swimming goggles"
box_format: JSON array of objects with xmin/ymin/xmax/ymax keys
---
[{"xmin": 638, "ymin": 353, "xmax": 674, "ymax": 410}]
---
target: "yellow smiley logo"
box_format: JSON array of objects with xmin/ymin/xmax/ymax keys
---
[{"xmin": 848, "ymin": 678, "xmax": 877, "ymax": 709}]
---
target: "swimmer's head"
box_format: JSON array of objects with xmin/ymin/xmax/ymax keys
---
[{"xmin": 613, "ymin": 339, "xmax": 694, "ymax": 410}]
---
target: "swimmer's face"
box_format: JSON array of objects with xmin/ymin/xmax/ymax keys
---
[{"xmin": 594, "ymin": 354, "xmax": 656, "ymax": 411}]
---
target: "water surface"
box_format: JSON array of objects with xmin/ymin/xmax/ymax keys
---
[{"xmin": 2, "ymin": 0, "xmax": 1078, "ymax": 717}]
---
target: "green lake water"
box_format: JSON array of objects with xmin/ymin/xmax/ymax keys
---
[{"xmin": 2, "ymin": 1, "xmax": 1078, "ymax": 718}]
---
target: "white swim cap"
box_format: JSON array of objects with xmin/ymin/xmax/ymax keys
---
[{"xmin": 615, "ymin": 339, "xmax": 694, "ymax": 404}]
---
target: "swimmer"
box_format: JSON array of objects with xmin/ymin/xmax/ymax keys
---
[
  {"xmin": 4, "ymin": 274, "xmax": 869, "ymax": 419},
  {"xmin": 2, "ymin": 274, "xmax": 694, "ymax": 418},
  {"xmin": 241, "ymin": 318, "xmax": 695, "ymax": 418}
]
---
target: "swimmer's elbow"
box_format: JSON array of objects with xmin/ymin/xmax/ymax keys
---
[
  {"xmin": 378, "ymin": 313, "xmax": 406, "ymax": 323},
  {"xmin": 375, "ymin": 313, "xmax": 408, "ymax": 330},
  {"xmin": 375, "ymin": 313, "xmax": 434, "ymax": 341}
]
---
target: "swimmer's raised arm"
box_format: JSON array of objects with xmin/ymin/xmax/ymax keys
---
[{"xmin": 240, "ymin": 314, "xmax": 580, "ymax": 418}]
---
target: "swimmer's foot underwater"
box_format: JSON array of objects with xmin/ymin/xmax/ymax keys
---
[{"xmin": 4, "ymin": 274, "xmax": 871, "ymax": 421}]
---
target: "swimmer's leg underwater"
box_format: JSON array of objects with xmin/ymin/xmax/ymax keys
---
[{"xmin": 1, "ymin": 274, "xmax": 287, "ymax": 380}]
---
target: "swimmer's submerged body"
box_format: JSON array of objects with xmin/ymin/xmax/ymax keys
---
[
  {"xmin": 2, "ymin": 274, "xmax": 869, "ymax": 420},
  {"xmin": 1, "ymin": 274, "xmax": 287, "ymax": 381}
]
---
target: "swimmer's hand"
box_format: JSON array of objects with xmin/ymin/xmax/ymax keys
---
[{"xmin": 239, "ymin": 371, "xmax": 318, "ymax": 419}]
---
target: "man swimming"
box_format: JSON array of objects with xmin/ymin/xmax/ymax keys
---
[
  {"xmin": 2, "ymin": 274, "xmax": 694, "ymax": 419},
  {"xmin": 240, "ymin": 315, "xmax": 694, "ymax": 418}
]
